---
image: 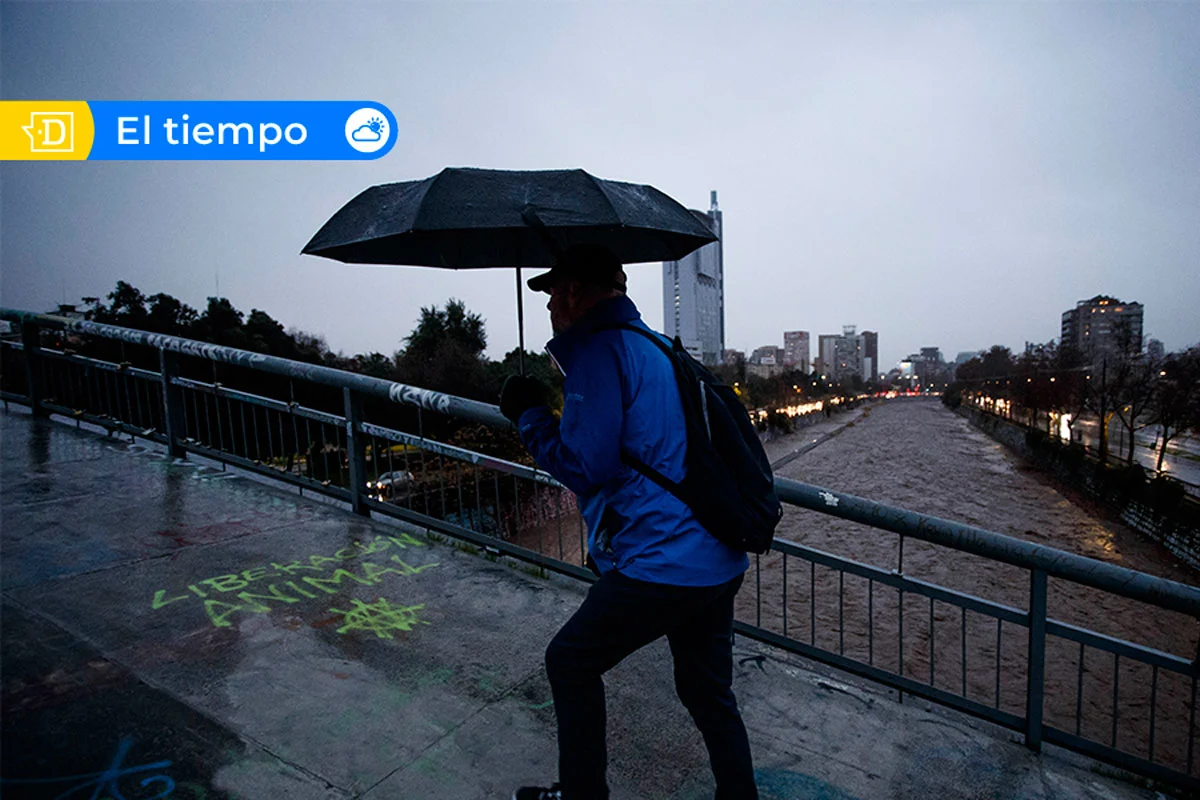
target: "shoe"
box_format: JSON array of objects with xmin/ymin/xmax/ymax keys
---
[{"xmin": 511, "ymin": 785, "xmax": 563, "ymax": 800}]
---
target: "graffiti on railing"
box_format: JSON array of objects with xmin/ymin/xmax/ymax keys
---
[
  {"xmin": 387, "ymin": 382, "xmax": 452, "ymax": 414},
  {"xmin": 150, "ymin": 532, "xmax": 439, "ymax": 628},
  {"xmin": 73, "ymin": 319, "xmax": 271, "ymax": 369}
]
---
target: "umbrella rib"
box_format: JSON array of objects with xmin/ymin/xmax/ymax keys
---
[
  {"xmin": 582, "ymin": 170, "xmax": 626, "ymax": 230},
  {"xmin": 410, "ymin": 168, "xmax": 451, "ymax": 232}
]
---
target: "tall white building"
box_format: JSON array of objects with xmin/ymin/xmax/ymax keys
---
[{"xmin": 663, "ymin": 191, "xmax": 723, "ymax": 366}]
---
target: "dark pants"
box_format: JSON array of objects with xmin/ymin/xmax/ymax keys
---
[{"xmin": 544, "ymin": 570, "xmax": 758, "ymax": 800}]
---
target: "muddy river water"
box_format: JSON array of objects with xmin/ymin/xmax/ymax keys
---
[{"xmin": 751, "ymin": 398, "xmax": 1199, "ymax": 776}]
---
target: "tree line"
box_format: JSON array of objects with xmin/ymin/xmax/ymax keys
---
[
  {"xmin": 82, "ymin": 280, "xmax": 562, "ymax": 406},
  {"xmin": 947, "ymin": 340, "xmax": 1200, "ymax": 471}
]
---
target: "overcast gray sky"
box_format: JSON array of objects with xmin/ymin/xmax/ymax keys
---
[{"xmin": 3, "ymin": 2, "xmax": 1198, "ymax": 372}]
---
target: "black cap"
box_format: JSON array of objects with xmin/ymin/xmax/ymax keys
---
[{"xmin": 527, "ymin": 244, "xmax": 626, "ymax": 294}]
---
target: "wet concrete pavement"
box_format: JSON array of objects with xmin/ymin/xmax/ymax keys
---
[{"xmin": 0, "ymin": 408, "xmax": 1173, "ymax": 799}]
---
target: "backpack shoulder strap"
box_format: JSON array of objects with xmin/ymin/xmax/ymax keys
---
[
  {"xmin": 623, "ymin": 454, "xmax": 683, "ymax": 496},
  {"xmin": 594, "ymin": 321, "xmax": 675, "ymax": 359}
]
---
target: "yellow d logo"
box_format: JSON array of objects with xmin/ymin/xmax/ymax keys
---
[
  {"xmin": 1, "ymin": 102, "xmax": 93, "ymax": 160},
  {"xmin": 23, "ymin": 112, "xmax": 74, "ymax": 152}
]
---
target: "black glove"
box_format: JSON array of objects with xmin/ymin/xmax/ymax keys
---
[{"xmin": 500, "ymin": 375, "xmax": 549, "ymax": 424}]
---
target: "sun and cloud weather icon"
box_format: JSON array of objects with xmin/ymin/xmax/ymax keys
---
[
  {"xmin": 344, "ymin": 107, "xmax": 390, "ymax": 153},
  {"xmin": 351, "ymin": 117, "xmax": 385, "ymax": 142}
]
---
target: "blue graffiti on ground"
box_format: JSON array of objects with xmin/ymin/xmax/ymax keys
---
[
  {"xmin": 755, "ymin": 767, "xmax": 861, "ymax": 800},
  {"xmin": 0, "ymin": 736, "xmax": 177, "ymax": 799}
]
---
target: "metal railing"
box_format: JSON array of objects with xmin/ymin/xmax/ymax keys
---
[{"xmin": 3, "ymin": 308, "xmax": 1199, "ymax": 792}]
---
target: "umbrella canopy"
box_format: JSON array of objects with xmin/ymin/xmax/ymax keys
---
[{"xmin": 301, "ymin": 167, "xmax": 717, "ymax": 267}]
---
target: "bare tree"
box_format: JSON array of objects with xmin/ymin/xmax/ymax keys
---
[
  {"xmin": 1081, "ymin": 357, "xmax": 1116, "ymax": 465},
  {"xmin": 1052, "ymin": 341, "xmax": 1087, "ymax": 444},
  {"xmin": 1149, "ymin": 347, "xmax": 1200, "ymax": 472},
  {"xmin": 1015, "ymin": 348, "xmax": 1042, "ymax": 430},
  {"xmin": 1110, "ymin": 354, "xmax": 1159, "ymax": 465}
]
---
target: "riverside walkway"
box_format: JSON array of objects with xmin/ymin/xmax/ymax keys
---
[{"xmin": 0, "ymin": 409, "xmax": 1168, "ymax": 799}]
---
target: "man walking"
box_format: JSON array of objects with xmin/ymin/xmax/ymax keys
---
[{"xmin": 500, "ymin": 244, "xmax": 758, "ymax": 800}]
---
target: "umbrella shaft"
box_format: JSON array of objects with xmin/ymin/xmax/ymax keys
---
[{"xmin": 516, "ymin": 267, "xmax": 526, "ymax": 376}]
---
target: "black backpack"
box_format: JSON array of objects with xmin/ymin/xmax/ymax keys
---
[{"xmin": 601, "ymin": 323, "xmax": 783, "ymax": 554}]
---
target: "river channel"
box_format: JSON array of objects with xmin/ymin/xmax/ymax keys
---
[{"xmin": 751, "ymin": 398, "xmax": 1199, "ymax": 777}]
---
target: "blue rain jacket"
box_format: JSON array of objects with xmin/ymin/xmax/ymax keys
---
[{"xmin": 517, "ymin": 295, "xmax": 749, "ymax": 586}]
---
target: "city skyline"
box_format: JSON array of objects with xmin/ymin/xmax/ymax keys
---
[{"xmin": 2, "ymin": 3, "xmax": 1198, "ymax": 373}]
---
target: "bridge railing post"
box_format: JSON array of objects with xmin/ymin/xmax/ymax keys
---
[
  {"xmin": 344, "ymin": 387, "xmax": 370, "ymax": 517},
  {"xmin": 1025, "ymin": 567, "xmax": 1048, "ymax": 752},
  {"xmin": 21, "ymin": 322, "xmax": 48, "ymax": 417},
  {"xmin": 159, "ymin": 349, "xmax": 188, "ymax": 459}
]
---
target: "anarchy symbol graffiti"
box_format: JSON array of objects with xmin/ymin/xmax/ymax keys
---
[{"xmin": 330, "ymin": 598, "xmax": 429, "ymax": 639}]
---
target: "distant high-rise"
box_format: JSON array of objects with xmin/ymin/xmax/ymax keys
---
[
  {"xmin": 750, "ymin": 345, "xmax": 784, "ymax": 365},
  {"xmin": 1061, "ymin": 295, "xmax": 1143, "ymax": 366},
  {"xmin": 817, "ymin": 334, "xmax": 838, "ymax": 377},
  {"xmin": 747, "ymin": 345, "xmax": 786, "ymax": 379},
  {"xmin": 862, "ymin": 331, "xmax": 878, "ymax": 381},
  {"xmin": 833, "ymin": 325, "xmax": 864, "ymax": 382},
  {"xmin": 908, "ymin": 347, "xmax": 947, "ymax": 388},
  {"xmin": 815, "ymin": 326, "xmax": 876, "ymax": 382},
  {"xmin": 783, "ymin": 331, "xmax": 810, "ymax": 373},
  {"xmin": 663, "ymin": 191, "xmax": 723, "ymax": 366}
]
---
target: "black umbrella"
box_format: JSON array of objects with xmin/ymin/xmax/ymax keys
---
[
  {"xmin": 302, "ymin": 167, "xmax": 717, "ymax": 370},
  {"xmin": 303, "ymin": 167, "xmax": 716, "ymax": 267}
]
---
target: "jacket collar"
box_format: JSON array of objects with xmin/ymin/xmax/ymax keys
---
[{"xmin": 545, "ymin": 294, "xmax": 642, "ymax": 371}]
